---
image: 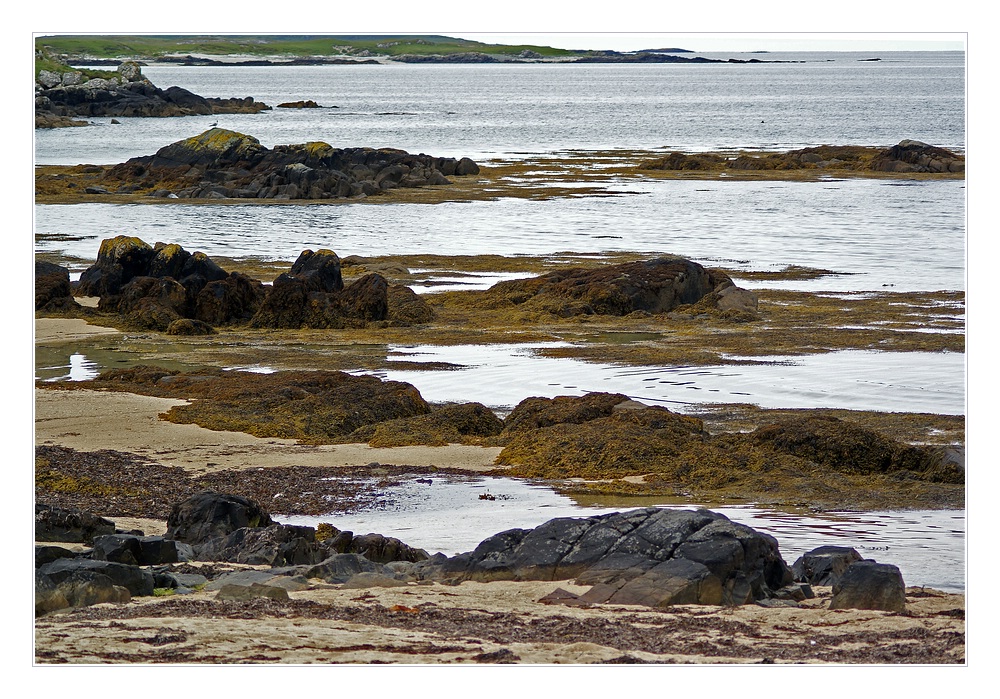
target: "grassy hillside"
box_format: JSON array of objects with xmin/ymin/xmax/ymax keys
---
[{"xmin": 34, "ymin": 34, "xmax": 582, "ymax": 60}]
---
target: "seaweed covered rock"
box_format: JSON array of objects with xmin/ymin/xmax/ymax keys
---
[
  {"xmin": 869, "ymin": 140, "xmax": 965, "ymax": 174},
  {"xmin": 250, "ymin": 268, "xmax": 388, "ymax": 329},
  {"xmin": 35, "ymin": 260, "xmax": 78, "ymax": 311},
  {"xmin": 350, "ymin": 401, "xmax": 505, "ymax": 447},
  {"xmin": 484, "ymin": 257, "xmax": 742, "ymax": 317},
  {"xmin": 99, "ymin": 128, "xmax": 479, "ymax": 200},
  {"xmin": 750, "ymin": 415, "xmax": 963, "ymax": 482},
  {"xmin": 495, "ymin": 393, "xmax": 708, "ymax": 478},
  {"xmin": 423, "ymin": 508, "xmax": 793, "ymax": 607},
  {"xmin": 76, "ymin": 235, "xmax": 155, "ymax": 297},
  {"xmin": 89, "ymin": 366, "xmax": 432, "ymax": 443},
  {"xmin": 387, "ymin": 284, "xmax": 436, "ymax": 324}
]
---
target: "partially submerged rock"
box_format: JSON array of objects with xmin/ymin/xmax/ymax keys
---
[
  {"xmin": 99, "ymin": 127, "xmax": 480, "ymax": 200},
  {"xmin": 35, "ymin": 61, "xmax": 269, "ymax": 125},
  {"xmin": 481, "ymin": 257, "xmax": 754, "ymax": 318},
  {"xmin": 641, "ymin": 141, "xmax": 964, "ymax": 174}
]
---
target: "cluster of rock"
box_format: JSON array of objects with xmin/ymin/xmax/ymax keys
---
[
  {"xmin": 95, "ymin": 128, "xmax": 479, "ymax": 200},
  {"xmin": 867, "ymin": 140, "xmax": 966, "ymax": 174},
  {"xmin": 44, "ymin": 236, "xmax": 434, "ymax": 333},
  {"xmin": 36, "ymin": 491, "xmax": 908, "ymax": 616},
  {"xmin": 642, "ymin": 141, "xmax": 965, "ymax": 174},
  {"xmin": 35, "ymin": 60, "xmax": 270, "ymax": 127},
  {"xmin": 483, "ymin": 256, "xmax": 759, "ymax": 318}
]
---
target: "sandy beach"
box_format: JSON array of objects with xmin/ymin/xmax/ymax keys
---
[{"xmin": 33, "ymin": 311, "xmax": 966, "ymax": 667}]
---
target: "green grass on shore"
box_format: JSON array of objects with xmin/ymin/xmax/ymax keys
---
[{"xmin": 34, "ymin": 34, "xmax": 582, "ymax": 60}]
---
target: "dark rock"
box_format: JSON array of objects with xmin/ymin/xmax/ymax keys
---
[
  {"xmin": 192, "ymin": 272, "xmax": 266, "ymax": 326},
  {"xmin": 38, "ymin": 557, "xmax": 155, "ymax": 597},
  {"xmin": 35, "ymin": 545, "xmax": 80, "ymax": 568},
  {"xmin": 427, "ymin": 508, "xmax": 793, "ymax": 608},
  {"xmin": 35, "ymin": 504, "xmax": 115, "ymax": 544},
  {"xmin": 277, "ymin": 100, "xmax": 322, "ymax": 109},
  {"xmin": 91, "ymin": 534, "xmax": 144, "ymax": 565},
  {"xmin": 829, "ymin": 560, "xmax": 907, "ymax": 612},
  {"xmin": 345, "ymin": 533, "xmax": 429, "ymax": 564},
  {"xmin": 99, "ymin": 128, "xmax": 476, "ymax": 200},
  {"xmin": 76, "ymin": 235, "xmax": 155, "ymax": 297},
  {"xmin": 870, "ymin": 140, "xmax": 965, "ymax": 174},
  {"xmin": 35, "ymin": 64, "xmax": 269, "ymax": 125},
  {"xmin": 35, "ymin": 570, "xmax": 70, "ymax": 616},
  {"xmin": 193, "ymin": 524, "xmax": 325, "ymax": 566},
  {"xmin": 791, "ymin": 545, "xmax": 864, "ymax": 587},
  {"xmin": 165, "ymin": 491, "xmax": 275, "ymax": 545},
  {"xmin": 35, "ymin": 260, "xmax": 76, "ymax": 311},
  {"xmin": 300, "ymin": 553, "xmax": 392, "ymax": 584},
  {"xmin": 288, "ymin": 249, "xmax": 344, "ymax": 293},
  {"xmin": 485, "ymin": 257, "xmax": 739, "ymax": 317}
]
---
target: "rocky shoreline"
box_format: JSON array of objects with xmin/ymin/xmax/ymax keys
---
[
  {"xmin": 35, "ymin": 60, "xmax": 269, "ymax": 128},
  {"xmin": 34, "ymin": 491, "xmax": 964, "ymax": 664}
]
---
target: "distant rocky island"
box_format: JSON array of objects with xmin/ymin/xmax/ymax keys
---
[{"xmin": 35, "ymin": 60, "xmax": 270, "ymax": 128}]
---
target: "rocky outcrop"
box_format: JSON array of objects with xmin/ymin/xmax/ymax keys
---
[
  {"xmin": 98, "ymin": 128, "xmax": 479, "ymax": 200},
  {"xmin": 35, "ymin": 260, "xmax": 79, "ymax": 312},
  {"xmin": 416, "ymin": 508, "xmax": 796, "ymax": 607},
  {"xmin": 277, "ymin": 100, "xmax": 322, "ymax": 108},
  {"xmin": 642, "ymin": 141, "xmax": 964, "ymax": 174},
  {"xmin": 69, "ymin": 237, "xmax": 433, "ymax": 331},
  {"xmin": 750, "ymin": 415, "xmax": 965, "ymax": 482},
  {"xmin": 35, "ymin": 60, "xmax": 269, "ymax": 126},
  {"xmin": 868, "ymin": 140, "xmax": 965, "ymax": 174},
  {"xmin": 483, "ymin": 257, "xmax": 751, "ymax": 317},
  {"xmin": 35, "ymin": 504, "xmax": 116, "ymax": 544}
]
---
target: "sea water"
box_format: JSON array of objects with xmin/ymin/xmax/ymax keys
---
[{"xmin": 34, "ymin": 53, "xmax": 968, "ymax": 590}]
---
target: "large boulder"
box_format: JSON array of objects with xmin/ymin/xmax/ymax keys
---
[
  {"xmin": 165, "ymin": 491, "xmax": 275, "ymax": 545},
  {"xmin": 423, "ymin": 508, "xmax": 793, "ymax": 607},
  {"xmin": 76, "ymin": 235, "xmax": 155, "ymax": 297},
  {"xmin": 829, "ymin": 560, "xmax": 907, "ymax": 612},
  {"xmin": 484, "ymin": 257, "xmax": 739, "ymax": 317}
]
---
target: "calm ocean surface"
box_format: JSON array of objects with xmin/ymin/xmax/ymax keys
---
[{"xmin": 34, "ymin": 53, "xmax": 967, "ymax": 590}]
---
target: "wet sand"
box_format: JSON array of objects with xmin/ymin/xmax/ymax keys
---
[{"xmin": 33, "ymin": 318, "xmax": 966, "ymax": 667}]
